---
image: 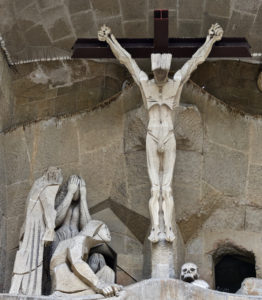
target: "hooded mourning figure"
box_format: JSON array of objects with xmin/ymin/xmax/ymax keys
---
[{"xmin": 50, "ymin": 220, "xmax": 121, "ymax": 297}]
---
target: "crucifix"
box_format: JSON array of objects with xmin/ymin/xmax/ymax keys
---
[{"xmin": 72, "ymin": 10, "xmax": 250, "ymax": 245}]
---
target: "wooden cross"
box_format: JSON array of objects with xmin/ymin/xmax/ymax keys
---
[{"xmin": 72, "ymin": 9, "xmax": 251, "ymax": 59}]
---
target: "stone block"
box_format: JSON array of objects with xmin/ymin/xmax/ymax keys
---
[
  {"xmin": 77, "ymin": 99, "xmax": 124, "ymax": 154},
  {"xmin": 205, "ymin": 0, "xmax": 231, "ymax": 17},
  {"xmin": 24, "ymin": 24, "xmax": 51, "ymax": 46},
  {"xmin": 205, "ymin": 100, "xmax": 249, "ymax": 152},
  {"xmin": 178, "ymin": 0, "xmax": 204, "ymax": 19},
  {"xmin": 91, "ymin": 0, "xmax": 120, "ymax": 18},
  {"xmin": 174, "ymin": 184, "xmax": 201, "ymax": 222},
  {"xmin": 37, "ymin": 0, "xmax": 60, "ymax": 10},
  {"xmin": 174, "ymin": 105, "xmax": 203, "ymax": 153},
  {"xmin": 67, "ymin": 0, "xmax": 90, "ymax": 14},
  {"xmin": 17, "ymin": 3, "xmax": 41, "ymax": 32},
  {"xmin": 3, "ymin": 129, "xmax": 30, "ymax": 185},
  {"xmin": 245, "ymin": 206, "xmax": 262, "ymax": 232},
  {"xmin": 247, "ymin": 165, "xmax": 262, "ymax": 207},
  {"xmin": 203, "ymin": 142, "xmax": 248, "ymax": 196},
  {"xmin": 178, "ymin": 20, "xmax": 201, "ymax": 37},
  {"xmin": 52, "ymin": 35, "xmax": 75, "ymax": 51},
  {"xmin": 252, "ymin": 5, "xmax": 262, "ymax": 36},
  {"xmin": 71, "ymin": 10, "xmax": 97, "ymax": 37},
  {"xmin": 149, "ymin": 0, "xmax": 177, "ymax": 10},
  {"xmin": 125, "ymin": 151, "xmax": 148, "ymax": 188},
  {"xmin": 80, "ymin": 142, "xmax": 123, "ymax": 208},
  {"xmin": 234, "ymin": 0, "xmax": 259, "ymax": 15},
  {"xmin": 24, "ymin": 119, "xmax": 79, "ymax": 172},
  {"xmin": 202, "ymin": 206, "xmax": 245, "ymax": 231},
  {"xmin": 47, "ymin": 17, "xmax": 72, "ymax": 41},
  {"xmin": 120, "ymin": 0, "xmax": 146, "ymax": 21},
  {"xmin": 14, "ymin": 0, "xmax": 32, "ymax": 13},
  {"xmin": 5, "ymin": 181, "xmax": 31, "ymax": 218},
  {"xmin": 226, "ymin": 11, "xmax": 255, "ymax": 37},
  {"xmin": 250, "ymin": 120, "xmax": 262, "ymax": 165},
  {"xmin": 128, "ymin": 183, "xmax": 150, "ymax": 219},
  {"xmin": 124, "ymin": 21, "xmax": 148, "ymax": 38},
  {"xmin": 174, "ymin": 150, "xmax": 203, "ymax": 189},
  {"xmin": 54, "ymin": 92, "xmax": 77, "ymax": 115}
]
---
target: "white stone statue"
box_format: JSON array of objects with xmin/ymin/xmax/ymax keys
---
[
  {"xmin": 98, "ymin": 23, "xmax": 223, "ymax": 243},
  {"xmin": 9, "ymin": 167, "xmax": 63, "ymax": 296},
  {"xmin": 50, "ymin": 220, "xmax": 122, "ymax": 297},
  {"xmin": 180, "ymin": 262, "xmax": 209, "ymax": 289},
  {"xmin": 53, "ymin": 175, "xmax": 91, "ymax": 249}
]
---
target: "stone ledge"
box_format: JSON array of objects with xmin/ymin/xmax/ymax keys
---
[{"xmin": 4, "ymin": 279, "xmax": 262, "ymax": 299}]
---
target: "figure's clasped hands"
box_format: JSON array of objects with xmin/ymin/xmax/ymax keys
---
[
  {"xmin": 208, "ymin": 23, "xmax": 223, "ymax": 41},
  {"xmin": 98, "ymin": 24, "xmax": 111, "ymax": 42}
]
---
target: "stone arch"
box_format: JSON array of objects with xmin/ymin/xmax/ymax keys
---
[{"xmin": 212, "ymin": 242, "xmax": 256, "ymax": 293}]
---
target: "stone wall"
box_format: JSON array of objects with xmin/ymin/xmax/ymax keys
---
[
  {"xmin": 4, "ymin": 60, "xmax": 128, "ymax": 132},
  {"xmin": 1, "ymin": 74, "xmax": 262, "ymax": 293}
]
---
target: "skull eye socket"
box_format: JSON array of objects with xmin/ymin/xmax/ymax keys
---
[
  {"xmin": 190, "ymin": 268, "xmax": 195, "ymax": 272},
  {"xmin": 183, "ymin": 269, "xmax": 187, "ymax": 272}
]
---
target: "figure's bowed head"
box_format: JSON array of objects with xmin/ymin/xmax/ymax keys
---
[
  {"xmin": 80, "ymin": 220, "xmax": 111, "ymax": 243},
  {"xmin": 151, "ymin": 53, "xmax": 172, "ymax": 85}
]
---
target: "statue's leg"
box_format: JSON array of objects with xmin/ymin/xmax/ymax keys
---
[
  {"xmin": 146, "ymin": 133, "xmax": 161, "ymax": 243},
  {"xmin": 162, "ymin": 134, "xmax": 176, "ymax": 242}
]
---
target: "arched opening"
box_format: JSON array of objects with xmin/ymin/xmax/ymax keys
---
[{"xmin": 213, "ymin": 243, "xmax": 256, "ymax": 293}]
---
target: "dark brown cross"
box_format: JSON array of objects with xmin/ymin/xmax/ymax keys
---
[{"xmin": 72, "ymin": 9, "xmax": 251, "ymax": 59}]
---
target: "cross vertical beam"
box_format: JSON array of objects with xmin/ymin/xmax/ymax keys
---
[{"xmin": 154, "ymin": 10, "xmax": 169, "ymax": 52}]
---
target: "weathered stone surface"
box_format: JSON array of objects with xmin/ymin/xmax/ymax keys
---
[
  {"xmin": 205, "ymin": 100, "xmax": 249, "ymax": 152},
  {"xmin": 227, "ymin": 11, "xmax": 255, "ymax": 37},
  {"xmin": 178, "ymin": 0, "xmax": 204, "ymax": 19},
  {"xmin": 245, "ymin": 206, "xmax": 262, "ymax": 232},
  {"xmin": 178, "ymin": 20, "xmax": 201, "ymax": 37},
  {"xmin": 120, "ymin": 0, "xmax": 146, "ymax": 21},
  {"xmin": 70, "ymin": 10, "xmax": 97, "ymax": 37},
  {"xmin": 67, "ymin": 0, "xmax": 90, "ymax": 14},
  {"xmin": 250, "ymin": 120, "xmax": 262, "ymax": 165},
  {"xmin": 205, "ymin": 0, "xmax": 231, "ymax": 17},
  {"xmin": 247, "ymin": 164, "xmax": 262, "ymax": 207},
  {"xmin": 203, "ymin": 142, "xmax": 248, "ymax": 196},
  {"xmin": 91, "ymin": 0, "xmax": 120, "ymax": 18}
]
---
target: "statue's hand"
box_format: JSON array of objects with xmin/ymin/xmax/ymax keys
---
[
  {"xmin": 68, "ymin": 175, "xmax": 79, "ymax": 194},
  {"xmin": 208, "ymin": 23, "xmax": 223, "ymax": 41},
  {"xmin": 79, "ymin": 177, "xmax": 86, "ymax": 196},
  {"xmin": 95, "ymin": 280, "xmax": 122, "ymax": 297},
  {"xmin": 98, "ymin": 24, "xmax": 111, "ymax": 42}
]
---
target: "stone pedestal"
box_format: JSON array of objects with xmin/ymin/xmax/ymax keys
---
[{"xmin": 151, "ymin": 196, "xmax": 176, "ymax": 279}]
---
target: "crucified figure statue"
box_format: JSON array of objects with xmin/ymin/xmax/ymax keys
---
[{"xmin": 98, "ymin": 23, "xmax": 223, "ymax": 243}]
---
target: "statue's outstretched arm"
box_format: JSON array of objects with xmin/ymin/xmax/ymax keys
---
[
  {"xmin": 98, "ymin": 25, "xmax": 148, "ymax": 86},
  {"xmin": 174, "ymin": 23, "xmax": 223, "ymax": 84}
]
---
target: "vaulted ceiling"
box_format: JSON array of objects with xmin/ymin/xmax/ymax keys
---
[{"xmin": 0, "ymin": 0, "xmax": 262, "ymax": 64}]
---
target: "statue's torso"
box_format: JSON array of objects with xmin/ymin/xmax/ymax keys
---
[{"xmin": 140, "ymin": 79, "xmax": 182, "ymax": 142}]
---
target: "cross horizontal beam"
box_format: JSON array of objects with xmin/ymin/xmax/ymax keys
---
[{"xmin": 72, "ymin": 37, "xmax": 251, "ymax": 58}]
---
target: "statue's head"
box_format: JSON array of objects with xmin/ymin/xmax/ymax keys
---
[
  {"xmin": 151, "ymin": 53, "xmax": 172, "ymax": 85},
  {"xmin": 44, "ymin": 166, "xmax": 63, "ymax": 185},
  {"xmin": 81, "ymin": 220, "xmax": 111, "ymax": 243}
]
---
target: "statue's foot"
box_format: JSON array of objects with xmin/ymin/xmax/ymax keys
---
[
  {"xmin": 148, "ymin": 226, "xmax": 160, "ymax": 243},
  {"xmin": 165, "ymin": 226, "xmax": 175, "ymax": 242}
]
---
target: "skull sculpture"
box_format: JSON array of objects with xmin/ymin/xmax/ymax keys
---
[{"xmin": 180, "ymin": 262, "xmax": 199, "ymax": 283}]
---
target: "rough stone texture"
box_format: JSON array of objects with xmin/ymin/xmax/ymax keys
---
[
  {"xmin": 2, "ymin": 60, "xmax": 128, "ymax": 132},
  {"xmin": 0, "ymin": 0, "xmax": 261, "ymax": 63}
]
